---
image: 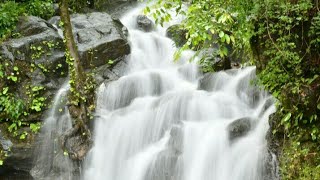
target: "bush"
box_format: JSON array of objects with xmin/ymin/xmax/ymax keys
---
[
  {"xmin": 0, "ymin": 0, "xmax": 54, "ymax": 40},
  {"xmin": 0, "ymin": 1, "xmax": 24, "ymax": 40},
  {"xmin": 25, "ymin": 0, "xmax": 54, "ymax": 20}
]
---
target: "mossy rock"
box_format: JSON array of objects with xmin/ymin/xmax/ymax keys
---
[{"xmin": 166, "ymin": 24, "xmax": 188, "ymax": 47}]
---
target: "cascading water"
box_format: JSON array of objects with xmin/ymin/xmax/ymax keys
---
[
  {"xmin": 82, "ymin": 5, "xmax": 278, "ymax": 180},
  {"xmin": 31, "ymin": 81, "xmax": 75, "ymax": 180}
]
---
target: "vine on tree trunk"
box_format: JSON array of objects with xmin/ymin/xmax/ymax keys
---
[{"xmin": 59, "ymin": 0, "xmax": 95, "ymax": 160}]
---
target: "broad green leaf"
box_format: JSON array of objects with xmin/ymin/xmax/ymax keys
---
[
  {"xmin": 2, "ymin": 87, "xmax": 9, "ymax": 95},
  {"xmin": 225, "ymin": 34, "xmax": 230, "ymax": 44},
  {"xmin": 282, "ymin": 112, "xmax": 292, "ymax": 122},
  {"xmin": 230, "ymin": 35, "xmax": 235, "ymax": 43},
  {"xmin": 219, "ymin": 31, "xmax": 224, "ymax": 38}
]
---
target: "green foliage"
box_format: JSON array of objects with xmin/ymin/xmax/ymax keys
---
[
  {"xmin": 280, "ymin": 138, "xmax": 320, "ymax": 180},
  {"xmin": 107, "ymin": 59, "xmax": 114, "ymax": 65},
  {"xmin": 146, "ymin": 0, "xmax": 255, "ymax": 71},
  {"xmin": 68, "ymin": 0, "xmax": 87, "ymax": 12},
  {"xmin": 28, "ymin": 85, "xmax": 46, "ymax": 112},
  {"xmin": 0, "ymin": 0, "xmax": 54, "ymax": 41},
  {"xmin": 0, "ymin": 88, "xmax": 25, "ymax": 123},
  {"xmin": 30, "ymin": 122, "xmax": 41, "ymax": 133},
  {"xmin": 255, "ymin": 0, "xmax": 320, "ymax": 140},
  {"xmin": 25, "ymin": 0, "xmax": 54, "ymax": 20},
  {"xmin": 0, "ymin": 60, "xmax": 44, "ymax": 137},
  {"xmin": 0, "ymin": 1, "xmax": 24, "ymax": 40}
]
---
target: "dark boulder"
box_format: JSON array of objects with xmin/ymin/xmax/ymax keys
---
[
  {"xmin": 227, "ymin": 117, "xmax": 252, "ymax": 141},
  {"xmin": 49, "ymin": 12, "xmax": 131, "ymax": 69},
  {"xmin": 136, "ymin": 15, "xmax": 154, "ymax": 32},
  {"xmin": 0, "ymin": 15, "xmax": 67, "ymax": 91},
  {"xmin": 97, "ymin": 0, "xmax": 138, "ymax": 19},
  {"xmin": 166, "ymin": 24, "xmax": 188, "ymax": 47},
  {"xmin": 0, "ymin": 126, "xmax": 36, "ymax": 176},
  {"xmin": 0, "ymin": 131, "xmax": 13, "ymax": 152},
  {"xmin": 258, "ymin": 97, "xmax": 275, "ymax": 117},
  {"xmin": 73, "ymin": 13, "xmax": 130, "ymax": 68},
  {"xmin": 3, "ymin": 16, "xmax": 64, "ymax": 64}
]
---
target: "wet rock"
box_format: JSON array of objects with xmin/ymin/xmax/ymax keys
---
[
  {"xmin": 198, "ymin": 73, "xmax": 215, "ymax": 91},
  {"xmin": 94, "ymin": 55, "xmax": 129, "ymax": 85},
  {"xmin": 261, "ymin": 150, "xmax": 279, "ymax": 180},
  {"xmin": 0, "ymin": 168, "xmax": 33, "ymax": 180},
  {"xmin": 97, "ymin": 0, "xmax": 138, "ymax": 19},
  {"xmin": 109, "ymin": 58, "xmax": 129, "ymax": 77},
  {"xmin": 0, "ymin": 45, "xmax": 14, "ymax": 61},
  {"xmin": 258, "ymin": 97, "xmax": 275, "ymax": 117},
  {"xmin": 94, "ymin": 64, "xmax": 119, "ymax": 85},
  {"xmin": 145, "ymin": 126, "xmax": 183, "ymax": 180},
  {"xmin": 64, "ymin": 134, "xmax": 92, "ymax": 161},
  {"xmin": 168, "ymin": 125, "xmax": 183, "ymax": 153},
  {"xmin": 136, "ymin": 15, "xmax": 154, "ymax": 32},
  {"xmin": 166, "ymin": 24, "xmax": 188, "ymax": 47},
  {"xmin": 145, "ymin": 149, "xmax": 179, "ymax": 180},
  {"xmin": 27, "ymin": 68, "xmax": 46, "ymax": 86},
  {"xmin": 49, "ymin": 12, "xmax": 131, "ymax": 69},
  {"xmin": 0, "ymin": 127, "xmax": 36, "ymax": 175},
  {"xmin": 0, "ymin": 131, "xmax": 13, "ymax": 152},
  {"xmin": 73, "ymin": 12, "xmax": 130, "ymax": 68},
  {"xmin": 4, "ymin": 144, "xmax": 34, "ymax": 172},
  {"xmin": 266, "ymin": 113, "xmax": 282, "ymax": 157},
  {"xmin": 13, "ymin": 16, "xmax": 52, "ymax": 37},
  {"xmin": 227, "ymin": 117, "xmax": 252, "ymax": 141},
  {"xmin": 3, "ymin": 16, "xmax": 64, "ymax": 64}
]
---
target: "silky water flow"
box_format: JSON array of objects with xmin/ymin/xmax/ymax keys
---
[
  {"xmin": 31, "ymin": 81, "xmax": 75, "ymax": 179},
  {"xmin": 82, "ymin": 5, "xmax": 278, "ymax": 180},
  {"xmin": 30, "ymin": 5, "xmax": 278, "ymax": 180}
]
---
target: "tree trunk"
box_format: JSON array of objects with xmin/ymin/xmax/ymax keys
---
[
  {"xmin": 60, "ymin": 0, "xmax": 85, "ymax": 83},
  {"xmin": 59, "ymin": 0, "xmax": 92, "ymax": 161}
]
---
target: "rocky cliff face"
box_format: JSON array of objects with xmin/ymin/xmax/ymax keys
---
[{"xmin": 0, "ymin": 12, "xmax": 131, "ymax": 178}]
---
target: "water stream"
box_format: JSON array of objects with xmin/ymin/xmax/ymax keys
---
[
  {"xmin": 81, "ymin": 5, "xmax": 277, "ymax": 180},
  {"xmin": 31, "ymin": 81, "xmax": 74, "ymax": 179}
]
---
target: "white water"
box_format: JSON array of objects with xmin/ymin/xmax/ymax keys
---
[
  {"xmin": 31, "ymin": 81, "xmax": 74, "ymax": 180},
  {"xmin": 83, "ymin": 5, "xmax": 277, "ymax": 180}
]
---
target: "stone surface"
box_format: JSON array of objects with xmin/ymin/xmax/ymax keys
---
[
  {"xmin": 0, "ymin": 131, "xmax": 13, "ymax": 152},
  {"xmin": 227, "ymin": 117, "xmax": 252, "ymax": 141},
  {"xmin": 198, "ymin": 73, "xmax": 216, "ymax": 91},
  {"xmin": 136, "ymin": 15, "xmax": 154, "ymax": 32},
  {"xmin": 49, "ymin": 12, "xmax": 131, "ymax": 69},
  {"xmin": 0, "ymin": 126, "xmax": 35, "ymax": 175},
  {"xmin": 97, "ymin": 0, "xmax": 138, "ymax": 19},
  {"xmin": 145, "ymin": 125, "xmax": 183, "ymax": 180},
  {"xmin": 166, "ymin": 24, "xmax": 188, "ymax": 47}
]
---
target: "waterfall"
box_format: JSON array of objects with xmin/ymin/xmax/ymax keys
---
[
  {"xmin": 31, "ymin": 81, "xmax": 75, "ymax": 180},
  {"xmin": 82, "ymin": 5, "xmax": 278, "ymax": 180}
]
